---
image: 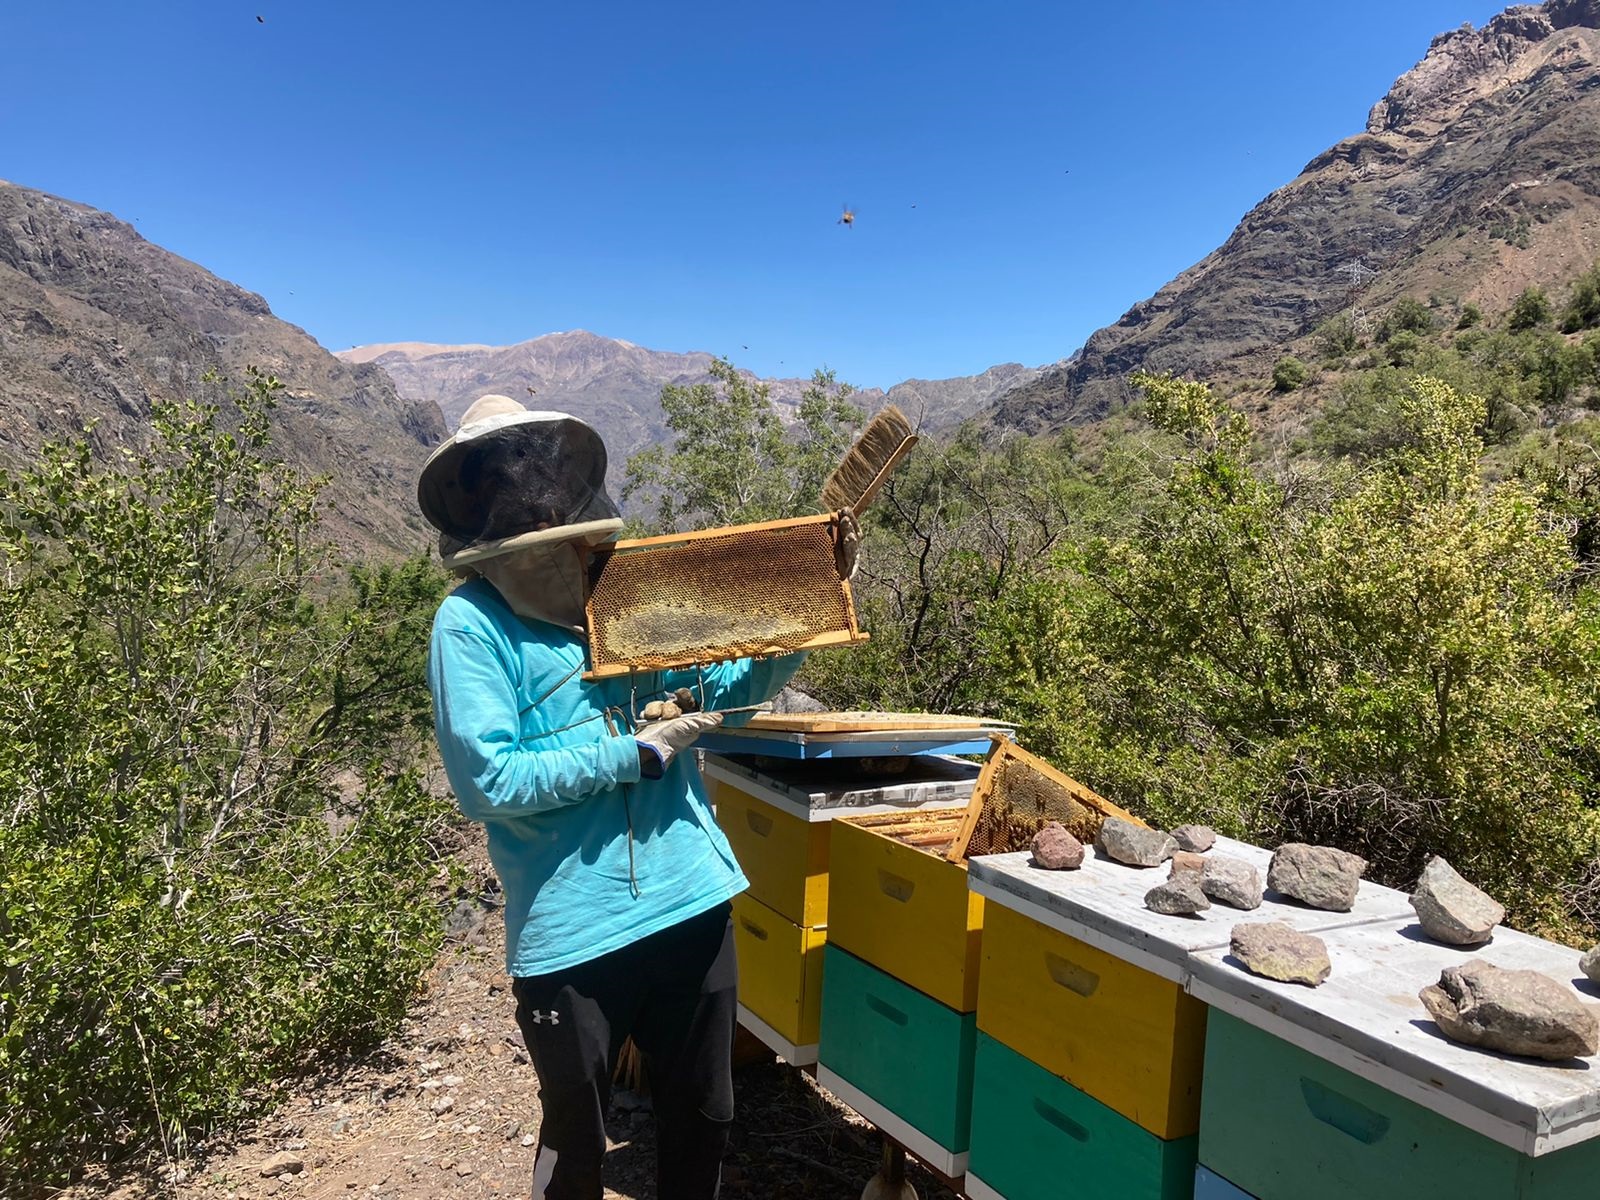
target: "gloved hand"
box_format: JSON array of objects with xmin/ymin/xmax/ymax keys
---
[
  {"xmin": 636, "ymin": 710, "xmax": 725, "ymax": 778},
  {"xmin": 833, "ymin": 508, "xmax": 862, "ymax": 580}
]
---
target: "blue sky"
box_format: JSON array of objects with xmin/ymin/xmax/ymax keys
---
[{"xmin": 3, "ymin": 1, "xmax": 1504, "ymax": 389}]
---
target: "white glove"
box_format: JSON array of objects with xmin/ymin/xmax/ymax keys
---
[{"xmin": 636, "ymin": 711, "xmax": 725, "ymax": 777}]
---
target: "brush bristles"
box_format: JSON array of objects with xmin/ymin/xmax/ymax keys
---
[{"xmin": 821, "ymin": 405, "xmax": 915, "ymax": 513}]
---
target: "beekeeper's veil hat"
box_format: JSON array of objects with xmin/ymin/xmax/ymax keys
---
[{"xmin": 417, "ymin": 395, "xmax": 624, "ymax": 568}]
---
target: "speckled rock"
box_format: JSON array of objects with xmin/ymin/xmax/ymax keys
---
[
  {"xmin": 1202, "ymin": 855, "xmax": 1264, "ymax": 910},
  {"xmin": 1410, "ymin": 855, "xmax": 1504, "ymax": 946},
  {"xmin": 1172, "ymin": 824, "xmax": 1216, "ymax": 853},
  {"xmin": 1031, "ymin": 822, "xmax": 1085, "ymax": 871},
  {"xmin": 1169, "ymin": 850, "xmax": 1206, "ymax": 877},
  {"xmin": 1581, "ymin": 944, "xmax": 1600, "ymax": 985},
  {"xmin": 1096, "ymin": 817, "xmax": 1177, "ymax": 868},
  {"xmin": 1230, "ymin": 922, "xmax": 1331, "ymax": 987},
  {"xmin": 1267, "ymin": 843, "xmax": 1367, "ymax": 911},
  {"xmin": 1420, "ymin": 960, "xmax": 1599, "ymax": 1061},
  {"xmin": 1145, "ymin": 874, "xmax": 1211, "ymax": 915}
]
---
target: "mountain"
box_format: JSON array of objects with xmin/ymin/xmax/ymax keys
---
[
  {"xmin": 0, "ymin": 180, "xmax": 446, "ymax": 553},
  {"xmin": 338, "ymin": 335, "xmax": 1044, "ymax": 463},
  {"xmin": 991, "ymin": 0, "xmax": 1600, "ymax": 431}
]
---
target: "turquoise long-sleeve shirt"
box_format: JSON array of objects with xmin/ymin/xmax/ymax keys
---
[{"xmin": 428, "ymin": 577, "xmax": 805, "ymax": 977}]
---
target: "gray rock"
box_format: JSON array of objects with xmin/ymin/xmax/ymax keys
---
[
  {"xmin": 1169, "ymin": 850, "xmax": 1206, "ymax": 877},
  {"xmin": 1145, "ymin": 875, "xmax": 1211, "ymax": 915},
  {"xmin": 1230, "ymin": 922, "xmax": 1332, "ymax": 986},
  {"xmin": 1202, "ymin": 855, "xmax": 1264, "ymax": 910},
  {"xmin": 1581, "ymin": 944, "xmax": 1600, "ymax": 985},
  {"xmin": 1095, "ymin": 817, "xmax": 1177, "ymax": 868},
  {"xmin": 259, "ymin": 1151, "xmax": 305, "ymax": 1177},
  {"xmin": 1267, "ymin": 843, "xmax": 1368, "ymax": 911},
  {"xmin": 1172, "ymin": 824, "xmax": 1216, "ymax": 853},
  {"xmin": 1031, "ymin": 822, "xmax": 1085, "ymax": 870},
  {"xmin": 1410, "ymin": 856, "xmax": 1505, "ymax": 945},
  {"xmin": 1420, "ymin": 960, "xmax": 1599, "ymax": 1060}
]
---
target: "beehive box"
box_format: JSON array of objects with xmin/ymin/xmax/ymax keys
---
[
  {"xmin": 583, "ymin": 513, "xmax": 866, "ymax": 679},
  {"xmin": 730, "ymin": 891, "xmax": 827, "ymax": 1060},
  {"xmin": 965, "ymin": 1033, "xmax": 1198, "ymax": 1200},
  {"xmin": 1189, "ymin": 920, "xmax": 1600, "ymax": 1199},
  {"xmin": 705, "ymin": 753, "xmax": 979, "ymax": 927},
  {"xmin": 969, "ymin": 842, "xmax": 1414, "ymax": 1141},
  {"xmin": 826, "ymin": 807, "xmax": 984, "ymax": 1012}
]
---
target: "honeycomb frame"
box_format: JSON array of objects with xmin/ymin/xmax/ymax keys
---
[
  {"xmin": 945, "ymin": 738, "xmax": 1144, "ymax": 863},
  {"xmin": 583, "ymin": 513, "xmax": 868, "ymax": 680}
]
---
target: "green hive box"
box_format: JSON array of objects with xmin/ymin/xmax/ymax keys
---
[
  {"xmin": 967, "ymin": 1033, "xmax": 1198, "ymax": 1200},
  {"xmin": 1201, "ymin": 1011, "xmax": 1600, "ymax": 1200},
  {"xmin": 817, "ymin": 944, "xmax": 976, "ymax": 1166}
]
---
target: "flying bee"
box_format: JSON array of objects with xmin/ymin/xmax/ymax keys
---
[{"xmin": 838, "ymin": 205, "xmax": 856, "ymax": 229}]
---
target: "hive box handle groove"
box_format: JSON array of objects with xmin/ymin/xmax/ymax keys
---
[
  {"xmin": 1032, "ymin": 1098, "xmax": 1090, "ymax": 1142},
  {"xmin": 866, "ymin": 994, "xmax": 909, "ymax": 1026},
  {"xmin": 739, "ymin": 918, "xmax": 769, "ymax": 941},
  {"xmin": 1300, "ymin": 1077, "xmax": 1390, "ymax": 1145},
  {"xmin": 876, "ymin": 870, "xmax": 915, "ymax": 902},
  {"xmin": 745, "ymin": 810, "xmax": 773, "ymax": 837},
  {"xmin": 1044, "ymin": 952, "xmax": 1100, "ymax": 997}
]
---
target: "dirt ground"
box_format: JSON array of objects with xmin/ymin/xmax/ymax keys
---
[{"xmin": 61, "ymin": 830, "xmax": 962, "ymax": 1200}]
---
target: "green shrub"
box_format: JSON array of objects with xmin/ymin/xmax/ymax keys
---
[
  {"xmin": 1508, "ymin": 286, "xmax": 1553, "ymax": 332},
  {"xmin": 1271, "ymin": 356, "xmax": 1309, "ymax": 393},
  {"xmin": 0, "ymin": 373, "xmax": 453, "ymax": 1185},
  {"xmin": 1561, "ymin": 263, "xmax": 1600, "ymax": 333},
  {"xmin": 1457, "ymin": 303, "xmax": 1483, "ymax": 329},
  {"xmin": 976, "ymin": 372, "xmax": 1600, "ymax": 943},
  {"xmin": 1315, "ymin": 314, "xmax": 1361, "ymax": 358},
  {"xmin": 1378, "ymin": 297, "xmax": 1433, "ymax": 342}
]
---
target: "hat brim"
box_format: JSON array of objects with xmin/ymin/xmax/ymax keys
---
[{"xmin": 441, "ymin": 518, "xmax": 625, "ymax": 568}]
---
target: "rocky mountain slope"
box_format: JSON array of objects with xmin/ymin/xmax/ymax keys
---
[
  {"xmin": 991, "ymin": 0, "xmax": 1600, "ymax": 431},
  {"xmin": 340, "ymin": 336, "xmax": 1043, "ymax": 462},
  {"xmin": 0, "ymin": 181, "xmax": 446, "ymax": 553}
]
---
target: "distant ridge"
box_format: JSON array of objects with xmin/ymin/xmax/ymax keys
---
[
  {"xmin": 0, "ymin": 180, "xmax": 446, "ymax": 554},
  {"xmin": 989, "ymin": 0, "xmax": 1600, "ymax": 431}
]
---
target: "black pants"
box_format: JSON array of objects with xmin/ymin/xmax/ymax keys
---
[{"xmin": 512, "ymin": 902, "xmax": 737, "ymax": 1200}]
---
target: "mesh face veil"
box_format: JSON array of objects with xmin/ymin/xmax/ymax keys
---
[{"xmin": 417, "ymin": 401, "xmax": 623, "ymax": 568}]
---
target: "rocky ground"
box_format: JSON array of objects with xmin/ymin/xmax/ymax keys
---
[{"xmin": 62, "ymin": 833, "xmax": 961, "ymax": 1200}]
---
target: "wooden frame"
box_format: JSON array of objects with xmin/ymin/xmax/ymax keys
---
[
  {"xmin": 944, "ymin": 738, "xmax": 1144, "ymax": 863},
  {"xmin": 583, "ymin": 512, "xmax": 869, "ymax": 679}
]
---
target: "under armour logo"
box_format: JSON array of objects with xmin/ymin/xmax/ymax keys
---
[{"xmin": 527, "ymin": 1009, "xmax": 561, "ymax": 1026}]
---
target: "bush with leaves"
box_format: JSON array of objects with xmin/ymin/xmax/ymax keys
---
[
  {"xmin": 1562, "ymin": 262, "xmax": 1600, "ymax": 333},
  {"xmin": 1271, "ymin": 356, "xmax": 1309, "ymax": 393},
  {"xmin": 0, "ymin": 372, "xmax": 453, "ymax": 1185},
  {"xmin": 622, "ymin": 359, "xmax": 863, "ymax": 529},
  {"xmin": 977, "ymin": 372, "xmax": 1600, "ymax": 942},
  {"xmin": 1508, "ymin": 286, "xmax": 1553, "ymax": 332},
  {"xmin": 1378, "ymin": 296, "xmax": 1433, "ymax": 342}
]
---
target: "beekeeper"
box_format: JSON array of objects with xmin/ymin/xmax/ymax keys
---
[{"xmin": 419, "ymin": 395, "xmax": 853, "ymax": 1200}]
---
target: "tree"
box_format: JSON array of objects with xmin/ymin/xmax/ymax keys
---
[
  {"xmin": 977, "ymin": 371, "xmax": 1600, "ymax": 941},
  {"xmin": 0, "ymin": 372, "xmax": 452, "ymax": 1183},
  {"xmin": 1562, "ymin": 263, "xmax": 1600, "ymax": 333},
  {"xmin": 622, "ymin": 359, "xmax": 864, "ymax": 531},
  {"xmin": 1508, "ymin": 286, "xmax": 1553, "ymax": 332},
  {"xmin": 1271, "ymin": 356, "xmax": 1309, "ymax": 392},
  {"xmin": 1378, "ymin": 296, "xmax": 1433, "ymax": 342}
]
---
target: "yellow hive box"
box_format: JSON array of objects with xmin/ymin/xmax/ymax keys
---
[
  {"xmin": 713, "ymin": 784, "xmax": 831, "ymax": 928},
  {"xmin": 976, "ymin": 901, "xmax": 1207, "ymax": 1140},
  {"xmin": 731, "ymin": 891, "xmax": 827, "ymax": 1050},
  {"xmin": 827, "ymin": 810, "xmax": 984, "ymax": 1013}
]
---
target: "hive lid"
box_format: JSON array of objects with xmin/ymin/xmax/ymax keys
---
[
  {"xmin": 967, "ymin": 840, "xmax": 1414, "ymax": 983},
  {"xmin": 1188, "ymin": 919, "xmax": 1600, "ymax": 1156},
  {"xmin": 703, "ymin": 752, "xmax": 980, "ymax": 822}
]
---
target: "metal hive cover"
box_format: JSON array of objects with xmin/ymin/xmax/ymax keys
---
[{"xmin": 584, "ymin": 514, "xmax": 867, "ymax": 679}]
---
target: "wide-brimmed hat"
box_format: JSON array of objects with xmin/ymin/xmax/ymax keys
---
[{"xmin": 417, "ymin": 395, "xmax": 623, "ymax": 568}]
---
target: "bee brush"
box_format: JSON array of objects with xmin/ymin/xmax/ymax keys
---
[{"xmin": 820, "ymin": 403, "xmax": 919, "ymax": 516}]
